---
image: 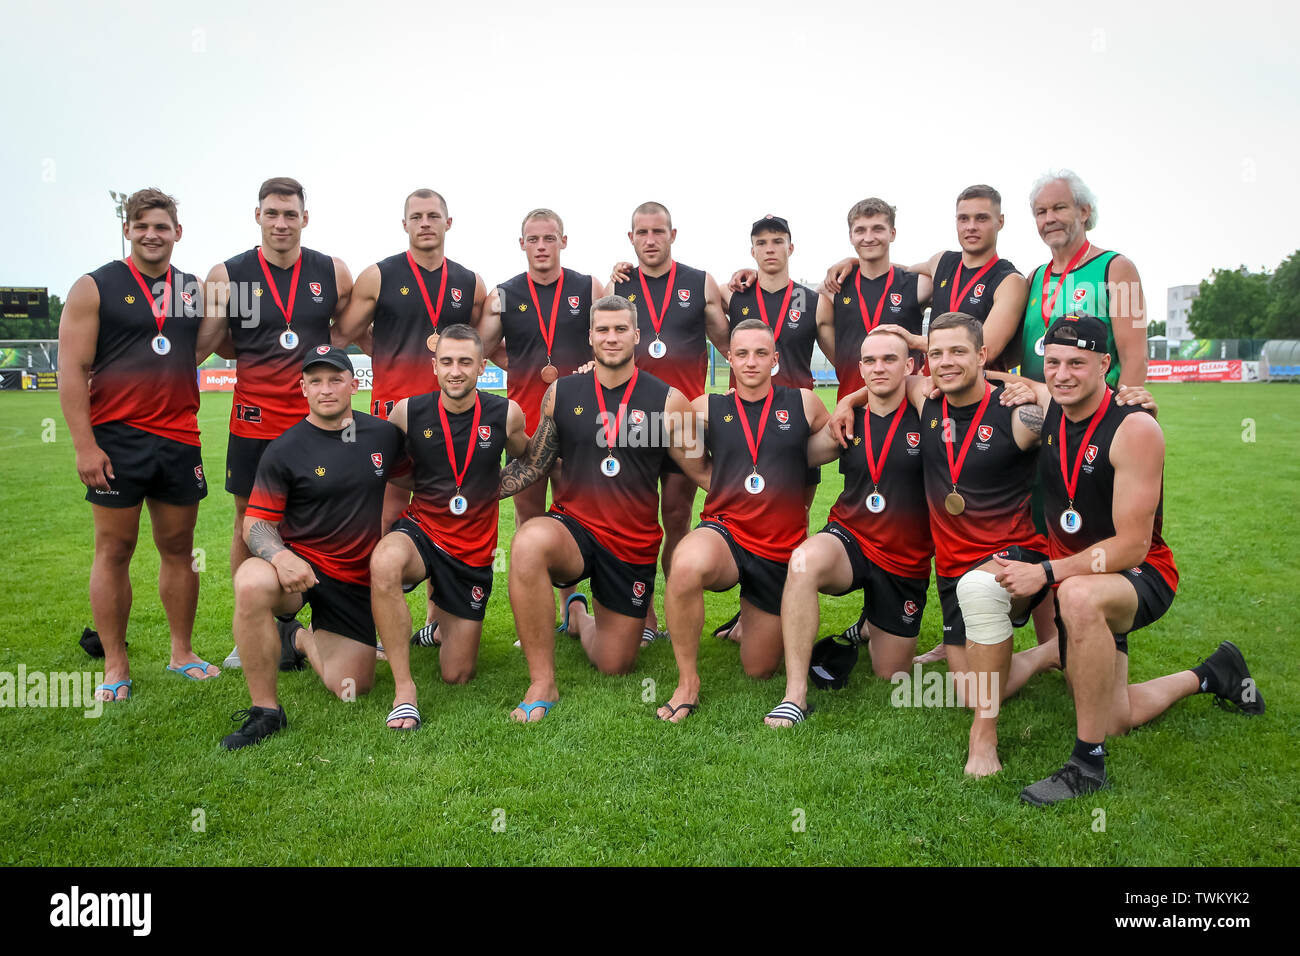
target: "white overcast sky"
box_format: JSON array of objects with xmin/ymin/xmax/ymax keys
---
[{"xmin": 5, "ymin": 0, "xmax": 1298, "ymax": 318}]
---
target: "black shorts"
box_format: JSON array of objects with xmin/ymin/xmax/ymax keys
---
[
  {"xmin": 806, "ymin": 465, "xmax": 821, "ymax": 488},
  {"xmin": 1055, "ymin": 562, "xmax": 1177, "ymax": 670},
  {"xmin": 936, "ymin": 546, "xmax": 1049, "ymax": 646},
  {"xmin": 299, "ymin": 560, "xmax": 376, "ymax": 647},
  {"xmin": 85, "ymin": 422, "xmax": 207, "ymax": 508},
  {"xmin": 547, "ymin": 511, "xmax": 656, "ymax": 619},
  {"xmin": 821, "ymin": 522, "xmax": 928, "ymax": 639},
  {"xmin": 226, "ymin": 433, "xmax": 275, "ymax": 498},
  {"xmin": 390, "ymin": 516, "xmax": 493, "ymax": 622},
  {"xmin": 697, "ymin": 520, "xmax": 788, "ymax": 617}
]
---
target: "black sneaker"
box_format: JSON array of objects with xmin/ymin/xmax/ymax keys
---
[
  {"xmin": 277, "ymin": 619, "xmax": 307, "ymax": 671},
  {"xmin": 1019, "ymin": 756, "xmax": 1109, "ymax": 806},
  {"xmin": 1199, "ymin": 641, "xmax": 1265, "ymax": 715},
  {"xmin": 220, "ymin": 706, "xmax": 287, "ymax": 750}
]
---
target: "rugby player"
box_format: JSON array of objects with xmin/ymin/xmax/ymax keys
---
[
  {"xmin": 656, "ymin": 319, "xmax": 829, "ymax": 723},
  {"xmin": 498, "ymin": 295, "xmax": 708, "ymax": 722},
  {"xmin": 220, "ymin": 347, "xmax": 406, "ymax": 749},
  {"xmin": 59, "ymin": 187, "xmax": 224, "ymax": 700},
  {"xmin": 369, "ymin": 325, "xmax": 527, "ymax": 729},
  {"xmin": 980, "ymin": 315, "xmax": 1264, "ymax": 803}
]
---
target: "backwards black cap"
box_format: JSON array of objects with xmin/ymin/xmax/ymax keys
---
[{"xmin": 1043, "ymin": 312, "xmax": 1109, "ymax": 354}]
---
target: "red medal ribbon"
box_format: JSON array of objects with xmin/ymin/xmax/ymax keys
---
[
  {"xmin": 526, "ymin": 271, "xmax": 564, "ymax": 360},
  {"xmin": 637, "ymin": 261, "xmax": 677, "ymax": 339},
  {"xmin": 593, "ymin": 367, "xmax": 640, "ymax": 455},
  {"xmin": 438, "ymin": 392, "xmax": 482, "ymax": 493},
  {"xmin": 854, "ymin": 265, "xmax": 895, "ymax": 335},
  {"xmin": 864, "ymin": 399, "xmax": 907, "ymax": 487},
  {"xmin": 256, "ymin": 247, "xmax": 303, "ymax": 330},
  {"xmin": 407, "ymin": 251, "xmax": 449, "ymax": 332},
  {"xmin": 949, "ymin": 256, "xmax": 1000, "ymax": 313},
  {"xmin": 1059, "ymin": 388, "xmax": 1111, "ymax": 504},
  {"xmin": 1040, "ymin": 241, "xmax": 1090, "ymax": 329},
  {"xmin": 733, "ymin": 386, "xmax": 776, "ymax": 471},
  {"xmin": 753, "ymin": 280, "xmax": 794, "ymax": 345},
  {"xmin": 941, "ymin": 382, "xmax": 994, "ymax": 491},
  {"xmin": 123, "ymin": 257, "xmax": 172, "ymax": 334}
]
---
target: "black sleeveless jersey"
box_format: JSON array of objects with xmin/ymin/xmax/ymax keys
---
[
  {"xmin": 404, "ymin": 390, "xmax": 509, "ymax": 568},
  {"xmin": 496, "ymin": 268, "xmax": 594, "ymax": 434},
  {"xmin": 225, "ymin": 246, "xmax": 338, "ymax": 439},
  {"xmin": 87, "ymin": 260, "xmax": 202, "ymax": 445},
  {"xmin": 551, "ymin": 369, "xmax": 672, "ymax": 565},
  {"xmin": 919, "ymin": 384, "xmax": 1046, "ymax": 577},
  {"xmin": 615, "ymin": 261, "xmax": 708, "ymax": 400},
  {"xmin": 831, "ymin": 265, "xmax": 923, "ymax": 400},
  {"xmin": 1040, "ymin": 398, "xmax": 1178, "ymax": 590},
  {"xmin": 372, "ymin": 253, "xmax": 478, "ymax": 411},
  {"xmin": 726, "ymin": 280, "xmax": 819, "ymax": 390},
  {"xmin": 828, "ymin": 402, "xmax": 931, "ymax": 577},
  {"xmin": 932, "ymin": 251, "xmax": 1021, "ymax": 371},
  {"xmin": 700, "ymin": 386, "xmax": 811, "ymax": 563}
]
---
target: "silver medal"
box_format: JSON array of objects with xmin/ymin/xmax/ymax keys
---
[
  {"xmin": 601, "ymin": 455, "xmax": 621, "ymax": 478},
  {"xmin": 648, "ymin": 338, "xmax": 667, "ymax": 359},
  {"xmin": 745, "ymin": 472, "xmax": 765, "ymax": 495},
  {"xmin": 449, "ymin": 494, "xmax": 468, "ymax": 515},
  {"xmin": 1060, "ymin": 508, "xmax": 1083, "ymax": 534},
  {"xmin": 771, "ymin": 362, "xmax": 780, "ymax": 377},
  {"xmin": 279, "ymin": 329, "xmax": 299, "ymax": 350},
  {"xmin": 151, "ymin": 334, "xmax": 171, "ymax": 356},
  {"xmin": 866, "ymin": 490, "xmax": 886, "ymax": 513},
  {"xmin": 1035, "ymin": 337, "xmax": 1046, "ymax": 357}
]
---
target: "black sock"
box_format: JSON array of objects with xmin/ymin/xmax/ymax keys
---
[
  {"xmin": 1072, "ymin": 737, "xmax": 1106, "ymax": 773},
  {"xmin": 1191, "ymin": 662, "xmax": 1217, "ymax": 695}
]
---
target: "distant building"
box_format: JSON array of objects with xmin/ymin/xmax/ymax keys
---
[{"xmin": 1167, "ymin": 284, "xmax": 1199, "ymax": 343}]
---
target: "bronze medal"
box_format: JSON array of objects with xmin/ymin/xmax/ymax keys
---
[
  {"xmin": 426, "ymin": 333, "xmax": 439, "ymax": 352},
  {"xmin": 540, "ymin": 363, "xmax": 558, "ymax": 384},
  {"xmin": 944, "ymin": 491, "xmax": 966, "ymax": 515}
]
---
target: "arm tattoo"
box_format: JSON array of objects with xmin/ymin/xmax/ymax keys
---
[
  {"xmin": 498, "ymin": 414, "xmax": 559, "ymax": 499},
  {"xmin": 247, "ymin": 519, "xmax": 288, "ymax": 562},
  {"xmin": 1017, "ymin": 403, "xmax": 1045, "ymax": 437}
]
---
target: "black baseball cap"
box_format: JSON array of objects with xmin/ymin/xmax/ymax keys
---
[
  {"xmin": 1043, "ymin": 313, "xmax": 1109, "ymax": 354},
  {"xmin": 808, "ymin": 633, "xmax": 860, "ymax": 690},
  {"xmin": 751, "ymin": 214, "xmax": 791, "ymax": 238},
  {"xmin": 302, "ymin": 345, "xmax": 354, "ymax": 373}
]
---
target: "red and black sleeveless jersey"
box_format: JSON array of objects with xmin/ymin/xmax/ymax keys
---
[
  {"xmin": 371, "ymin": 252, "xmax": 479, "ymax": 414},
  {"xmin": 831, "ymin": 265, "xmax": 923, "ymax": 399},
  {"xmin": 700, "ymin": 386, "xmax": 810, "ymax": 563},
  {"xmin": 919, "ymin": 385, "xmax": 1046, "ymax": 577},
  {"xmin": 932, "ymin": 251, "xmax": 1021, "ymax": 371},
  {"xmin": 614, "ymin": 261, "xmax": 708, "ymax": 400},
  {"xmin": 86, "ymin": 260, "xmax": 202, "ymax": 446},
  {"xmin": 1040, "ymin": 400, "xmax": 1178, "ymax": 591},
  {"xmin": 245, "ymin": 412, "xmax": 407, "ymax": 586},
  {"xmin": 497, "ymin": 269, "xmax": 594, "ymax": 434},
  {"xmin": 225, "ymin": 247, "xmax": 338, "ymax": 439},
  {"xmin": 828, "ymin": 403, "xmax": 932, "ymax": 577},
  {"xmin": 403, "ymin": 390, "xmax": 508, "ymax": 568},
  {"xmin": 726, "ymin": 281, "xmax": 819, "ymax": 390},
  {"xmin": 551, "ymin": 370, "xmax": 671, "ymax": 565}
]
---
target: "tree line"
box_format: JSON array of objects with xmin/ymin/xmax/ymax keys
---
[{"xmin": 1189, "ymin": 250, "xmax": 1300, "ymax": 340}]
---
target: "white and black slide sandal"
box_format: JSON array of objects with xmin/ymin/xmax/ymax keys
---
[
  {"xmin": 386, "ymin": 702, "xmax": 422, "ymax": 731},
  {"xmin": 764, "ymin": 700, "xmax": 813, "ymax": 725}
]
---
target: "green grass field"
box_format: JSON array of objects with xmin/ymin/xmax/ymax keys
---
[{"xmin": 0, "ymin": 384, "xmax": 1296, "ymax": 865}]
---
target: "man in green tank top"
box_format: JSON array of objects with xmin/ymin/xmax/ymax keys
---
[{"xmin": 1019, "ymin": 170, "xmax": 1148, "ymax": 388}]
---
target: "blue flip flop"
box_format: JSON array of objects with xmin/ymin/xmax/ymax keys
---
[
  {"xmin": 556, "ymin": 593, "xmax": 589, "ymax": 634},
  {"xmin": 166, "ymin": 660, "xmax": 218, "ymax": 680},
  {"xmin": 95, "ymin": 679, "xmax": 133, "ymax": 701},
  {"xmin": 515, "ymin": 700, "xmax": 556, "ymax": 721}
]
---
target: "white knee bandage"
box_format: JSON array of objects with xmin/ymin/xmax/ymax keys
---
[{"xmin": 956, "ymin": 570, "xmax": 1014, "ymax": 646}]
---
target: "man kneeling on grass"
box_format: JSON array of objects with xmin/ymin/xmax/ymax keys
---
[{"xmin": 220, "ymin": 347, "xmax": 408, "ymax": 750}]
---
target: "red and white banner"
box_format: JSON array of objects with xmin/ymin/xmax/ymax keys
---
[{"xmin": 1146, "ymin": 360, "xmax": 1243, "ymax": 383}]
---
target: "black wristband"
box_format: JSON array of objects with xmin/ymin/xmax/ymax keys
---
[{"xmin": 1040, "ymin": 560, "xmax": 1055, "ymax": 586}]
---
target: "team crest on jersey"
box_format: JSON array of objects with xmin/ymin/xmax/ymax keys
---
[
  {"xmin": 568, "ymin": 295, "xmax": 580, "ymax": 310},
  {"xmin": 423, "ymin": 428, "xmax": 433, "ymax": 438},
  {"xmin": 629, "ymin": 409, "xmax": 645, "ymax": 426},
  {"xmin": 1047, "ymin": 434, "xmax": 1053, "ymax": 446},
  {"xmin": 632, "ymin": 581, "xmax": 646, "ymax": 598},
  {"xmin": 254, "ymin": 288, "xmax": 264, "ymax": 297},
  {"xmin": 977, "ymin": 424, "xmax": 993, "ymax": 442},
  {"xmin": 853, "ymin": 436, "xmax": 862, "ymax": 446},
  {"xmin": 181, "ymin": 291, "xmax": 193, "ymax": 305},
  {"xmin": 371, "ymin": 453, "xmax": 383, "ymax": 469},
  {"xmin": 677, "ymin": 289, "xmax": 691, "ymax": 303},
  {"xmin": 573, "ymin": 406, "xmax": 584, "ymax": 416},
  {"xmin": 890, "ymin": 293, "xmax": 902, "ymax": 307},
  {"xmin": 451, "ymin": 288, "xmax": 463, "ymax": 303},
  {"xmin": 627, "ymin": 293, "xmax": 637, "ymax": 303},
  {"xmin": 776, "ymin": 409, "xmax": 790, "ymax": 425},
  {"xmin": 310, "ymin": 282, "xmax": 322, "ymax": 296},
  {"xmin": 472, "ymin": 585, "xmax": 485, "ymax": 602},
  {"xmin": 929, "ymin": 418, "xmax": 938, "ymax": 429},
  {"xmin": 518, "ymin": 303, "xmax": 528, "ymax": 311},
  {"xmin": 723, "ymin": 413, "xmax": 733, "ymax": 423},
  {"xmin": 789, "ymin": 309, "xmax": 801, "ymax": 322},
  {"xmin": 973, "ymin": 283, "xmax": 986, "ymax": 298},
  {"xmin": 842, "ymin": 296, "xmax": 851, "ymax": 305},
  {"xmin": 939, "ymin": 279, "xmax": 948, "ymax": 288},
  {"xmin": 906, "ymin": 432, "xmax": 920, "ymax": 447},
  {"xmin": 124, "ymin": 294, "xmax": 136, "ymax": 304},
  {"xmin": 1073, "ymin": 288, "xmax": 1087, "ymax": 303},
  {"xmin": 1085, "ymin": 444, "xmax": 1098, "ymax": 463},
  {"xmin": 904, "ymin": 600, "xmax": 919, "ymax": 616},
  {"xmin": 314, "ymin": 466, "xmax": 326, "ymax": 477},
  {"xmin": 400, "ymin": 286, "xmax": 410, "ymax": 296},
  {"xmin": 479, "ymin": 425, "xmax": 492, "ymax": 441},
  {"xmin": 740, "ymin": 306, "xmax": 750, "ymax": 316}
]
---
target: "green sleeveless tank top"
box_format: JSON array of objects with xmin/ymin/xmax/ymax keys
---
[{"xmin": 1020, "ymin": 250, "xmax": 1121, "ymax": 386}]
